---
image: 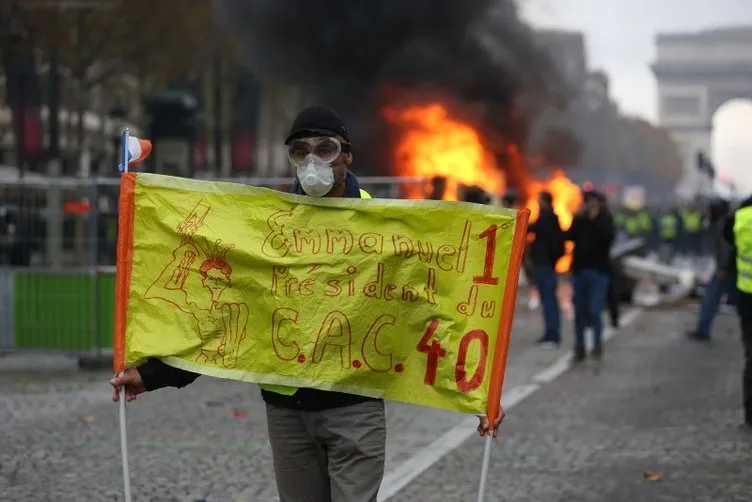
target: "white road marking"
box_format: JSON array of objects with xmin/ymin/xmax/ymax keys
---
[
  {"xmin": 532, "ymin": 307, "xmax": 642, "ymax": 384},
  {"xmin": 377, "ymin": 307, "xmax": 644, "ymax": 501}
]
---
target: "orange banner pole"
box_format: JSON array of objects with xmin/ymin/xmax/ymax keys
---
[
  {"xmin": 112, "ymin": 172, "xmax": 137, "ymax": 373},
  {"xmin": 485, "ymin": 208, "xmax": 530, "ymax": 425}
]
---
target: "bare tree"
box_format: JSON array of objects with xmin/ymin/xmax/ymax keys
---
[{"xmin": 24, "ymin": 0, "xmax": 221, "ymax": 164}]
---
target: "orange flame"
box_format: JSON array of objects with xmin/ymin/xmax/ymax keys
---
[
  {"xmin": 526, "ymin": 170, "xmax": 583, "ymax": 231},
  {"xmin": 383, "ymin": 103, "xmax": 505, "ymax": 200},
  {"xmin": 385, "ymin": 102, "xmax": 582, "ymax": 273}
]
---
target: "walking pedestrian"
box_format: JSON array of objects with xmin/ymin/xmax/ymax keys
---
[
  {"xmin": 594, "ymin": 192, "xmax": 619, "ymax": 328},
  {"xmin": 528, "ymin": 191, "xmax": 564, "ymax": 347},
  {"xmin": 658, "ymin": 205, "xmax": 681, "ymax": 263},
  {"xmin": 687, "ymin": 198, "xmax": 734, "ymax": 341},
  {"xmin": 503, "ymin": 189, "xmax": 538, "ymax": 309},
  {"xmin": 566, "ymin": 190, "xmax": 615, "ymax": 362},
  {"xmin": 681, "ymin": 205, "xmax": 704, "ymax": 257},
  {"xmin": 110, "ymin": 106, "xmax": 505, "ymax": 501},
  {"xmin": 724, "ymin": 193, "xmax": 752, "ymax": 427}
]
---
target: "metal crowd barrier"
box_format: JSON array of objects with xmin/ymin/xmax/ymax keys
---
[
  {"xmin": 606, "ymin": 236, "xmax": 648, "ymax": 304},
  {"xmin": 0, "ymin": 175, "xmax": 430, "ymax": 360}
]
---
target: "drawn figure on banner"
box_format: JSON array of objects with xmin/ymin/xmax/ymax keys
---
[{"xmin": 144, "ymin": 200, "xmax": 249, "ymax": 368}]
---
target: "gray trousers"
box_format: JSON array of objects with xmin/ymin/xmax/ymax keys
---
[
  {"xmin": 266, "ymin": 400, "xmax": 386, "ymax": 502},
  {"xmin": 742, "ymin": 314, "xmax": 752, "ymax": 423}
]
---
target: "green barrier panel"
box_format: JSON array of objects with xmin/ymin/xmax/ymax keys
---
[{"xmin": 13, "ymin": 272, "xmax": 115, "ymax": 351}]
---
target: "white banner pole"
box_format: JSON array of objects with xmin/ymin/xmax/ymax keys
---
[{"xmin": 476, "ymin": 435, "xmax": 494, "ymax": 502}]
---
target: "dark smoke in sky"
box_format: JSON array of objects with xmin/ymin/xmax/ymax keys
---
[{"xmin": 214, "ymin": 0, "xmax": 572, "ymax": 177}]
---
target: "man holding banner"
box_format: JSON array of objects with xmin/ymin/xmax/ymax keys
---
[{"xmin": 111, "ymin": 106, "xmax": 514, "ymax": 502}]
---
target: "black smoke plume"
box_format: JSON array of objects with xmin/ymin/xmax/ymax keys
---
[{"xmin": 214, "ymin": 0, "xmax": 572, "ymax": 180}]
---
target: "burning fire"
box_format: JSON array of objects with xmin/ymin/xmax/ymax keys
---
[
  {"xmin": 526, "ymin": 170, "xmax": 583, "ymax": 231},
  {"xmin": 383, "ymin": 103, "xmax": 505, "ymax": 200},
  {"xmin": 386, "ymin": 103, "xmax": 582, "ymax": 272},
  {"xmin": 526, "ymin": 170, "xmax": 583, "ymax": 272}
]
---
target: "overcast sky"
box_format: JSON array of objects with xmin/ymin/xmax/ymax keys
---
[{"xmin": 520, "ymin": 0, "xmax": 752, "ymax": 192}]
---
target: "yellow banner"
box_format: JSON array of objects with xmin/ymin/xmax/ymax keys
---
[{"xmin": 115, "ymin": 173, "xmax": 528, "ymax": 415}]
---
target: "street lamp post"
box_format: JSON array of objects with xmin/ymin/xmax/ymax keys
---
[
  {"xmin": 212, "ymin": 43, "xmax": 223, "ymax": 176},
  {"xmin": 109, "ymin": 105, "xmax": 127, "ymax": 168},
  {"xmin": 0, "ymin": 2, "xmax": 31, "ymax": 176}
]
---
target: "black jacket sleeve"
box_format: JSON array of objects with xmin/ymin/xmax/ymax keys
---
[
  {"xmin": 594, "ymin": 212, "xmax": 615, "ymax": 248},
  {"xmin": 564, "ymin": 216, "xmax": 581, "ymax": 241},
  {"xmin": 724, "ymin": 213, "xmax": 735, "ymax": 245},
  {"xmin": 137, "ymin": 358, "xmax": 200, "ymax": 392},
  {"xmin": 528, "ymin": 212, "xmax": 556, "ymax": 237},
  {"xmin": 716, "ymin": 220, "xmax": 735, "ymax": 273}
]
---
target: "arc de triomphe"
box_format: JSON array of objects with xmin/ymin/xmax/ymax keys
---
[{"xmin": 652, "ymin": 26, "xmax": 752, "ymax": 197}]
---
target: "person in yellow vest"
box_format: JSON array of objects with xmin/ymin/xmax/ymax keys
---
[
  {"xmin": 637, "ymin": 208, "xmax": 652, "ymax": 239},
  {"xmin": 658, "ymin": 207, "xmax": 682, "ymax": 261},
  {"xmin": 724, "ymin": 194, "xmax": 752, "ymax": 427},
  {"xmin": 681, "ymin": 206, "xmax": 703, "ymax": 257},
  {"xmin": 624, "ymin": 209, "xmax": 643, "ymax": 240},
  {"xmin": 648, "ymin": 205, "xmax": 662, "ymax": 252},
  {"xmin": 110, "ymin": 106, "xmax": 505, "ymax": 501}
]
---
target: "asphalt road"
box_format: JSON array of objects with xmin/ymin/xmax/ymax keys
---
[
  {"xmin": 393, "ymin": 305, "xmax": 751, "ymax": 502},
  {"xmin": 1, "ymin": 297, "xmax": 749, "ymax": 502}
]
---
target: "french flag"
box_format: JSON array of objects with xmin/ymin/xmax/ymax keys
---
[{"xmin": 119, "ymin": 135, "xmax": 152, "ymax": 173}]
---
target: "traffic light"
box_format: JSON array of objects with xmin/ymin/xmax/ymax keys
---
[
  {"xmin": 145, "ymin": 90, "xmax": 199, "ymax": 140},
  {"xmin": 696, "ymin": 151, "xmax": 715, "ymax": 179},
  {"xmin": 145, "ymin": 90, "xmax": 200, "ymax": 177}
]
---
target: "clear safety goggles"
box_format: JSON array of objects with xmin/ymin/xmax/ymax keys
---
[{"xmin": 286, "ymin": 136, "xmax": 350, "ymax": 165}]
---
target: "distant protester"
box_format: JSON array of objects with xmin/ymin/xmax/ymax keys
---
[{"xmin": 565, "ymin": 190, "xmax": 615, "ymax": 362}]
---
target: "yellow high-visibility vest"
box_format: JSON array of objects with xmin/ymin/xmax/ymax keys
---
[
  {"xmin": 626, "ymin": 216, "xmax": 641, "ymax": 236},
  {"xmin": 659, "ymin": 213, "xmax": 678, "ymax": 240},
  {"xmin": 734, "ymin": 206, "xmax": 752, "ymax": 294},
  {"xmin": 682, "ymin": 211, "xmax": 702, "ymax": 233},
  {"xmin": 638, "ymin": 211, "xmax": 652, "ymax": 232}
]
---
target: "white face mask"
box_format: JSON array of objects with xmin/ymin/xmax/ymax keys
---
[{"xmin": 296, "ymin": 155, "xmax": 335, "ymax": 197}]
